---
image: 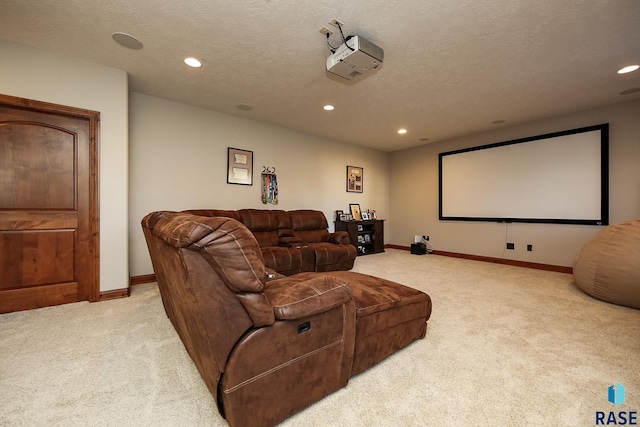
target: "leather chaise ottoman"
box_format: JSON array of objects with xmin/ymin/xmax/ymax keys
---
[{"xmin": 279, "ymin": 271, "xmax": 432, "ymax": 376}]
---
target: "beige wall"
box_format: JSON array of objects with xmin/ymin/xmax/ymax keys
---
[
  {"xmin": 389, "ymin": 99, "xmax": 640, "ymax": 267},
  {"xmin": 129, "ymin": 92, "xmax": 389, "ymax": 276},
  {"xmin": 0, "ymin": 39, "xmax": 129, "ymax": 292},
  {"xmin": 3, "ymin": 38, "xmax": 637, "ymax": 284}
]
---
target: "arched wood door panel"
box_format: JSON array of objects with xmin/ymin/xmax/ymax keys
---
[{"xmin": 0, "ymin": 94, "xmax": 99, "ymax": 313}]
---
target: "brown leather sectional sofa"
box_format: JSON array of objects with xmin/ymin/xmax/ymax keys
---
[
  {"xmin": 183, "ymin": 209, "xmax": 357, "ymax": 275},
  {"xmin": 142, "ymin": 210, "xmax": 432, "ymax": 427}
]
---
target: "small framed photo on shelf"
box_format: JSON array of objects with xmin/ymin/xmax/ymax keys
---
[
  {"xmin": 357, "ymin": 224, "xmax": 363, "ymax": 232},
  {"xmin": 335, "ymin": 210, "xmax": 344, "ymax": 220},
  {"xmin": 349, "ymin": 203, "xmax": 362, "ymax": 220},
  {"xmin": 361, "ymin": 212, "xmax": 370, "ymax": 220},
  {"xmin": 227, "ymin": 147, "xmax": 253, "ymax": 185},
  {"xmin": 364, "ymin": 234, "xmax": 372, "ymax": 243},
  {"xmin": 346, "ymin": 166, "xmax": 363, "ymax": 193}
]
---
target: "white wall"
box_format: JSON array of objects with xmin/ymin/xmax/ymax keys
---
[
  {"xmin": 0, "ymin": 39, "xmax": 129, "ymax": 292},
  {"xmin": 129, "ymin": 92, "xmax": 389, "ymax": 276},
  {"xmin": 389, "ymin": 99, "xmax": 640, "ymax": 267}
]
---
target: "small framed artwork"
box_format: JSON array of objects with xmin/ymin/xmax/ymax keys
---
[
  {"xmin": 339, "ymin": 213, "xmax": 349, "ymax": 221},
  {"xmin": 349, "ymin": 203, "xmax": 362, "ymax": 220},
  {"xmin": 335, "ymin": 210, "xmax": 344, "ymax": 220},
  {"xmin": 227, "ymin": 147, "xmax": 253, "ymax": 185},
  {"xmin": 361, "ymin": 212, "xmax": 370, "ymax": 220},
  {"xmin": 346, "ymin": 166, "xmax": 363, "ymax": 193}
]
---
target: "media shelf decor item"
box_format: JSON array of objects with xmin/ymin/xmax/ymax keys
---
[
  {"xmin": 349, "ymin": 203, "xmax": 362, "ymax": 220},
  {"xmin": 346, "ymin": 165, "xmax": 363, "ymax": 193},
  {"xmin": 227, "ymin": 147, "xmax": 253, "ymax": 185},
  {"xmin": 261, "ymin": 166, "xmax": 278, "ymax": 204},
  {"xmin": 335, "ymin": 218, "xmax": 385, "ymax": 256}
]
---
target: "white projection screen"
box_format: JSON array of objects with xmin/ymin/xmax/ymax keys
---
[{"xmin": 439, "ymin": 124, "xmax": 609, "ymax": 225}]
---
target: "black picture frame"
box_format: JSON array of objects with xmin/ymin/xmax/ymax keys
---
[{"xmin": 227, "ymin": 147, "xmax": 253, "ymax": 185}]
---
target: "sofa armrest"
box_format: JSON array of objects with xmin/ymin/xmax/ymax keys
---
[
  {"xmin": 327, "ymin": 231, "xmax": 351, "ymax": 245},
  {"xmin": 264, "ymin": 276, "xmax": 352, "ymax": 321}
]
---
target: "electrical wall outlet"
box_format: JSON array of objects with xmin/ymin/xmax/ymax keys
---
[
  {"xmin": 329, "ymin": 18, "xmax": 345, "ymax": 28},
  {"xmin": 423, "ymin": 235, "xmax": 430, "ymax": 241},
  {"xmin": 527, "ymin": 244, "xmax": 533, "ymax": 251},
  {"xmin": 319, "ymin": 26, "xmax": 333, "ymax": 36},
  {"xmin": 506, "ymin": 242, "xmax": 515, "ymax": 250}
]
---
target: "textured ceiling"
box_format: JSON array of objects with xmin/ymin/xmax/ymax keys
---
[{"xmin": 1, "ymin": 0, "xmax": 639, "ymax": 152}]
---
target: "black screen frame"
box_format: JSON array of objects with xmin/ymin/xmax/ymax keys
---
[{"xmin": 438, "ymin": 124, "xmax": 609, "ymax": 226}]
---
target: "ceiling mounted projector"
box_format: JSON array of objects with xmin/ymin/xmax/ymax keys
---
[{"xmin": 326, "ymin": 36, "xmax": 384, "ymax": 80}]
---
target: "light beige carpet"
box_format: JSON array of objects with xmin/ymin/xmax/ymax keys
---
[{"xmin": 1, "ymin": 249, "xmax": 638, "ymax": 426}]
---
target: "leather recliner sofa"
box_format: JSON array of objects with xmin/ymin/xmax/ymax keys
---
[
  {"xmin": 142, "ymin": 211, "xmax": 432, "ymax": 427},
  {"xmin": 182, "ymin": 209, "xmax": 356, "ymax": 275}
]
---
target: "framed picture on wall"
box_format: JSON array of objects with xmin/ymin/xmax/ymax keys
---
[
  {"xmin": 227, "ymin": 147, "xmax": 253, "ymax": 185},
  {"xmin": 346, "ymin": 166, "xmax": 363, "ymax": 193}
]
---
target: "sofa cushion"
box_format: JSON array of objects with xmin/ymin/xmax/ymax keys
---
[
  {"xmin": 308, "ymin": 242, "xmax": 357, "ymax": 272},
  {"xmin": 152, "ymin": 213, "xmax": 266, "ymax": 293},
  {"xmin": 238, "ymin": 209, "xmax": 282, "ymax": 247},
  {"xmin": 289, "ymin": 210, "xmax": 328, "ymax": 230},
  {"xmin": 261, "ymin": 246, "xmax": 304, "ymax": 276},
  {"xmin": 290, "ymin": 210, "xmax": 330, "ymax": 243}
]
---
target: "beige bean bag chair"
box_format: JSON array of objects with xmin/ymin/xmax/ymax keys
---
[{"xmin": 573, "ymin": 220, "xmax": 640, "ymax": 309}]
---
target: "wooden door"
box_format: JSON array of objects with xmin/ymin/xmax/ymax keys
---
[{"xmin": 0, "ymin": 94, "xmax": 99, "ymax": 313}]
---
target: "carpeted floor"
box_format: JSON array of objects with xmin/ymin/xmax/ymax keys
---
[{"xmin": 1, "ymin": 249, "xmax": 638, "ymax": 426}]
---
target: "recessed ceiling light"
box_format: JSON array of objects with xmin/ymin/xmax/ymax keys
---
[
  {"xmin": 323, "ymin": 105, "xmax": 335, "ymax": 111},
  {"xmin": 236, "ymin": 104, "xmax": 253, "ymax": 111},
  {"xmin": 112, "ymin": 32, "xmax": 143, "ymax": 50},
  {"xmin": 617, "ymin": 65, "xmax": 639, "ymax": 74},
  {"xmin": 397, "ymin": 129, "xmax": 407, "ymax": 134},
  {"xmin": 184, "ymin": 57, "xmax": 202, "ymax": 68}
]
